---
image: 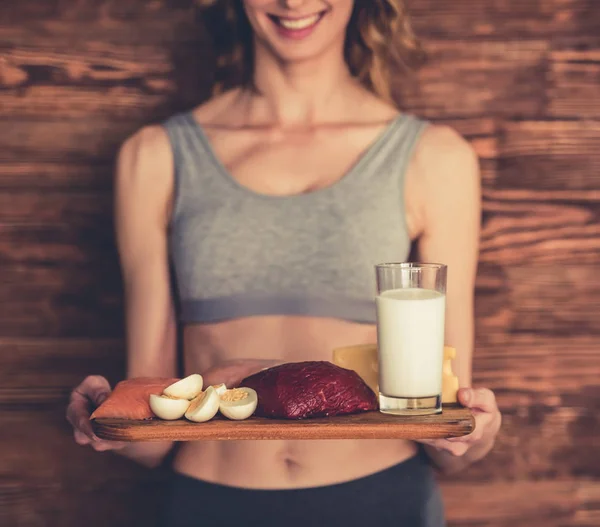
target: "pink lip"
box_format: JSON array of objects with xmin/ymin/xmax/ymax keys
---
[{"xmin": 268, "ymin": 11, "xmax": 326, "ymax": 41}]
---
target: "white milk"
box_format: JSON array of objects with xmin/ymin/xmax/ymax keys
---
[{"xmin": 376, "ymin": 288, "xmax": 445, "ymax": 398}]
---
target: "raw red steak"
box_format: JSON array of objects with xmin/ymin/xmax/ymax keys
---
[{"xmin": 241, "ymin": 361, "xmax": 378, "ymax": 419}]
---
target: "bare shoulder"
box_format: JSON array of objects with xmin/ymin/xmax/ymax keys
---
[
  {"xmin": 413, "ymin": 124, "xmax": 479, "ymax": 186},
  {"xmin": 115, "ymin": 125, "xmax": 174, "ymax": 222},
  {"xmin": 405, "ymin": 124, "xmax": 481, "ymax": 238},
  {"xmin": 117, "ymin": 125, "xmax": 172, "ymax": 181}
]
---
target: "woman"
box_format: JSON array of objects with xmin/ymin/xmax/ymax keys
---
[{"xmin": 67, "ymin": 0, "xmax": 501, "ymax": 525}]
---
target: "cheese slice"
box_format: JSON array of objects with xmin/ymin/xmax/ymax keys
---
[
  {"xmin": 332, "ymin": 344, "xmax": 378, "ymax": 394},
  {"xmin": 333, "ymin": 343, "xmax": 460, "ymax": 404},
  {"xmin": 442, "ymin": 346, "xmax": 459, "ymax": 403}
]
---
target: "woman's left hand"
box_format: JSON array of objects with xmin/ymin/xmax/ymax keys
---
[
  {"xmin": 201, "ymin": 359, "xmax": 282, "ymax": 388},
  {"xmin": 420, "ymin": 387, "xmax": 502, "ymax": 458}
]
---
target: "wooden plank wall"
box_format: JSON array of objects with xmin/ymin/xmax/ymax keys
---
[{"xmin": 1, "ymin": 0, "xmax": 598, "ymax": 525}]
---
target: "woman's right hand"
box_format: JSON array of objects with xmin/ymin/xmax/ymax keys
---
[{"xmin": 66, "ymin": 375, "xmax": 127, "ymax": 452}]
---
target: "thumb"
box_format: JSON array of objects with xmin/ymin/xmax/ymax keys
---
[
  {"xmin": 79, "ymin": 376, "xmax": 112, "ymax": 407},
  {"xmin": 94, "ymin": 391, "xmax": 110, "ymax": 406},
  {"xmin": 458, "ymin": 388, "xmax": 473, "ymax": 407}
]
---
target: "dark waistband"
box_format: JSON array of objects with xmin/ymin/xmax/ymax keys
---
[
  {"xmin": 160, "ymin": 452, "xmax": 445, "ymax": 527},
  {"xmin": 179, "ymin": 294, "xmax": 377, "ymax": 324}
]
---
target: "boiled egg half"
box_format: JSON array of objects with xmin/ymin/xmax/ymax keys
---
[
  {"xmin": 149, "ymin": 394, "xmax": 190, "ymax": 420},
  {"xmin": 212, "ymin": 383, "xmax": 227, "ymax": 396},
  {"xmin": 185, "ymin": 386, "xmax": 220, "ymax": 423},
  {"xmin": 163, "ymin": 374, "xmax": 203, "ymax": 400},
  {"xmin": 219, "ymin": 387, "xmax": 258, "ymax": 420}
]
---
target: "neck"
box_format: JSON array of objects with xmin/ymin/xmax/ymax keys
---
[{"xmin": 244, "ymin": 40, "xmax": 361, "ymax": 127}]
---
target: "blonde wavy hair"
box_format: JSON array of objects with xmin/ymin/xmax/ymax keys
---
[{"xmin": 196, "ymin": 0, "xmax": 425, "ymax": 103}]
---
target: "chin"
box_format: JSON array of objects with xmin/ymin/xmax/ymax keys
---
[{"xmin": 244, "ymin": 0, "xmax": 355, "ymax": 64}]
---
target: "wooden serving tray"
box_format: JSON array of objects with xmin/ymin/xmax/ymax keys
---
[{"xmin": 92, "ymin": 404, "xmax": 474, "ymax": 442}]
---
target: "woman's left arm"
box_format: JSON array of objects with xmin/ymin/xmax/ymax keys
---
[{"xmin": 409, "ymin": 125, "xmax": 501, "ymax": 474}]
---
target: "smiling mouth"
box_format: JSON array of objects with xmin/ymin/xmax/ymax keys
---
[{"xmin": 268, "ymin": 11, "xmax": 327, "ymax": 31}]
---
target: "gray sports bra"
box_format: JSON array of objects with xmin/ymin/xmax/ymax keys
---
[{"xmin": 163, "ymin": 112, "xmax": 428, "ymax": 325}]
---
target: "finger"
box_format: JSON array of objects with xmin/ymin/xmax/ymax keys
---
[
  {"xmin": 74, "ymin": 429, "xmax": 91, "ymax": 446},
  {"xmin": 66, "ymin": 401, "xmax": 80, "ymax": 428},
  {"xmin": 92, "ymin": 440, "xmax": 127, "ymax": 452},
  {"xmin": 77, "ymin": 375, "xmax": 112, "ymax": 407},
  {"xmin": 200, "ymin": 371, "xmax": 222, "ymax": 388},
  {"xmin": 420, "ymin": 438, "xmax": 469, "ymax": 457},
  {"xmin": 78, "ymin": 416, "xmax": 98, "ymax": 440},
  {"xmin": 416, "ymin": 438, "xmax": 446, "ymax": 449},
  {"xmin": 69, "ymin": 389, "xmax": 107, "ymax": 417},
  {"xmin": 91, "ymin": 441, "xmax": 114, "ymax": 452},
  {"xmin": 458, "ymin": 387, "xmax": 497, "ymax": 413},
  {"xmin": 447, "ymin": 420, "xmax": 485, "ymax": 443},
  {"xmin": 203, "ymin": 367, "xmax": 248, "ymax": 388},
  {"xmin": 446, "ymin": 442, "xmax": 469, "ymax": 457},
  {"xmin": 66, "ymin": 399, "xmax": 97, "ymax": 438},
  {"xmin": 67, "ymin": 401, "xmax": 91, "ymax": 430}
]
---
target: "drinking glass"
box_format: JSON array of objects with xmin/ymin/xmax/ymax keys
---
[{"xmin": 375, "ymin": 263, "xmax": 447, "ymax": 415}]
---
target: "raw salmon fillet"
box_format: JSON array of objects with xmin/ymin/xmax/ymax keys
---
[{"xmin": 90, "ymin": 377, "xmax": 179, "ymax": 420}]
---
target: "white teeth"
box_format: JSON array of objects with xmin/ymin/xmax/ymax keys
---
[{"xmin": 278, "ymin": 14, "xmax": 320, "ymax": 30}]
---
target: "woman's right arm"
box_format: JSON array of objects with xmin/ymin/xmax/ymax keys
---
[{"xmin": 67, "ymin": 126, "xmax": 178, "ymax": 468}]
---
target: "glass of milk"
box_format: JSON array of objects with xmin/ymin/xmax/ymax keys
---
[{"xmin": 375, "ymin": 263, "xmax": 447, "ymax": 416}]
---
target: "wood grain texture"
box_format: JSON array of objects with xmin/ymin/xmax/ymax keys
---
[
  {"xmin": 0, "ymin": 162, "xmax": 112, "ymax": 191},
  {"xmin": 398, "ymin": 40, "xmax": 549, "ymax": 118},
  {"xmin": 1, "ymin": 0, "xmax": 599, "ymax": 525},
  {"xmin": 0, "ymin": 266, "xmax": 122, "ymax": 338},
  {"xmin": 0, "ymin": 408, "xmax": 164, "ymax": 527},
  {"xmin": 496, "ymin": 120, "xmax": 600, "ymax": 191},
  {"xmin": 548, "ymin": 38, "xmax": 600, "ymax": 118},
  {"xmin": 92, "ymin": 406, "xmax": 475, "ymax": 442},
  {"xmin": 407, "ymin": 0, "xmax": 555, "ymax": 39},
  {"xmin": 0, "ymin": 338, "xmax": 124, "ymax": 407},
  {"xmin": 441, "ymin": 480, "xmax": 600, "ymax": 527},
  {"xmin": 407, "ymin": 0, "xmax": 598, "ymax": 40}
]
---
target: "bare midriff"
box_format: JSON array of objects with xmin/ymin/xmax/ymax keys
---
[{"xmin": 172, "ymin": 316, "xmax": 418, "ymax": 489}]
